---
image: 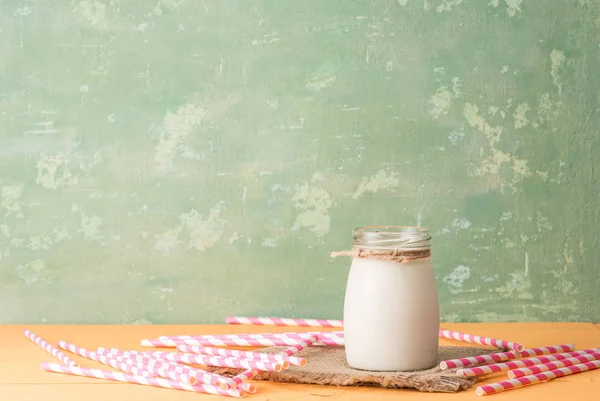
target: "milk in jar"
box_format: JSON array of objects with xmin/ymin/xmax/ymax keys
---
[{"xmin": 342, "ymin": 226, "xmax": 439, "ymax": 371}]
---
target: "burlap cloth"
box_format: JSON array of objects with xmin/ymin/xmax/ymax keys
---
[{"xmin": 206, "ymin": 345, "xmax": 500, "ymax": 393}]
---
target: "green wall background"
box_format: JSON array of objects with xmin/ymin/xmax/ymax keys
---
[{"xmin": 1, "ymin": 0, "xmax": 598, "ymax": 324}]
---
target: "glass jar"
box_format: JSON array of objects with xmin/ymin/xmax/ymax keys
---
[{"xmin": 342, "ymin": 226, "xmax": 439, "ymax": 371}]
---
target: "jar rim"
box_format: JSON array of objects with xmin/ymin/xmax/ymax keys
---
[{"xmin": 353, "ymin": 226, "xmax": 431, "ymax": 250}]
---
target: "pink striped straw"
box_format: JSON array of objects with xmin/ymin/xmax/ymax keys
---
[
  {"xmin": 40, "ymin": 362, "xmax": 244, "ymax": 397},
  {"xmin": 229, "ymin": 335, "xmax": 317, "ymax": 386},
  {"xmin": 442, "ymin": 344, "xmax": 574, "ymax": 370},
  {"xmin": 58, "ymin": 341, "xmax": 154, "ymax": 377},
  {"xmin": 111, "ymin": 356, "xmax": 197, "ymax": 384},
  {"xmin": 231, "ymin": 369, "xmax": 260, "ymax": 386},
  {"xmin": 239, "ymin": 382, "xmax": 257, "ymax": 393},
  {"xmin": 224, "ymin": 318, "xmax": 526, "ymax": 351},
  {"xmin": 97, "ymin": 349, "xmax": 235, "ymax": 389},
  {"xmin": 457, "ymin": 347, "xmax": 599, "ymax": 377},
  {"xmin": 439, "ymin": 329, "xmax": 523, "ymax": 352},
  {"xmin": 476, "ymin": 360, "xmax": 600, "ymax": 396},
  {"xmin": 160, "ymin": 331, "xmax": 343, "ymax": 340},
  {"xmin": 146, "ymin": 351, "xmax": 286, "ymax": 371},
  {"xmin": 176, "ymin": 344, "xmax": 307, "ymax": 366},
  {"xmin": 226, "ymin": 316, "xmax": 343, "ymax": 328},
  {"xmin": 448, "ymin": 344, "xmax": 575, "ymax": 376},
  {"xmin": 279, "ymin": 336, "xmax": 317, "ymax": 357},
  {"xmin": 508, "ymin": 352, "xmax": 600, "ymax": 379},
  {"xmin": 441, "ymin": 350, "xmax": 519, "ymax": 370},
  {"xmin": 142, "ymin": 336, "xmax": 341, "ymax": 348},
  {"xmin": 57, "ymin": 341, "xmax": 153, "ymax": 377},
  {"xmin": 24, "ymin": 330, "xmax": 78, "ymax": 367}
]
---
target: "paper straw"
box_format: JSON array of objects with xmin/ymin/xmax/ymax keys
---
[
  {"xmin": 98, "ymin": 349, "xmax": 235, "ymax": 389},
  {"xmin": 231, "ymin": 369, "xmax": 260, "ymax": 386},
  {"xmin": 279, "ymin": 336, "xmax": 317, "ymax": 357},
  {"xmin": 57, "ymin": 341, "xmax": 154, "ymax": 377},
  {"xmin": 160, "ymin": 331, "xmax": 344, "ymax": 340},
  {"xmin": 146, "ymin": 351, "xmax": 285, "ymax": 371},
  {"xmin": 476, "ymin": 360, "xmax": 600, "ymax": 396},
  {"xmin": 239, "ymin": 382, "xmax": 257, "ymax": 393},
  {"xmin": 226, "ymin": 316, "xmax": 343, "ymax": 328},
  {"xmin": 176, "ymin": 344, "xmax": 307, "ymax": 366},
  {"xmin": 508, "ymin": 352, "xmax": 600, "ymax": 379},
  {"xmin": 40, "ymin": 362, "xmax": 244, "ymax": 397},
  {"xmin": 142, "ymin": 336, "xmax": 341, "ymax": 348},
  {"xmin": 442, "ymin": 344, "xmax": 574, "ymax": 370},
  {"xmin": 439, "ymin": 329, "xmax": 523, "ymax": 352},
  {"xmin": 97, "ymin": 348, "xmax": 142, "ymax": 357},
  {"xmin": 229, "ymin": 335, "xmax": 317, "ymax": 385},
  {"xmin": 112, "ymin": 356, "xmax": 197, "ymax": 384},
  {"xmin": 457, "ymin": 347, "xmax": 599, "ymax": 377},
  {"xmin": 24, "ymin": 330, "xmax": 78, "ymax": 367},
  {"xmin": 441, "ymin": 350, "xmax": 519, "ymax": 370}
]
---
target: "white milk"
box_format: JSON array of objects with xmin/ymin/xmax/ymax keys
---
[{"xmin": 342, "ymin": 227, "xmax": 439, "ymax": 371}]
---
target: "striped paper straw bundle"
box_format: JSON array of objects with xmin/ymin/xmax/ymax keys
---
[
  {"xmin": 456, "ymin": 348, "xmax": 600, "ymax": 376},
  {"xmin": 41, "ymin": 363, "xmax": 244, "ymax": 397},
  {"xmin": 226, "ymin": 316, "xmax": 343, "ymax": 328},
  {"xmin": 176, "ymin": 344, "xmax": 307, "ymax": 366},
  {"xmin": 24, "ymin": 330, "xmax": 78, "ymax": 367},
  {"xmin": 146, "ymin": 351, "xmax": 286, "ymax": 371},
  {"xmin": 452, "ymin": 344, "xmax": 575, "ymax": 375},
  {"xmin": 456, "ymin": 347, "xmax": 600, "ymax": 377},
  {"xmin": 228, "ymin": 335, "xmax": 318, "ymax": 386},
  {"xmin": 111, "ymin": 356, "xmax": 197, "ymax": 384},
  {"xmin": 507, "ymin": 352, "xmax": 600, "ymax": 379},
  {"xmin": 439, "ymin": 329, "xmax": 524, "ymax": 352},
  {"xmin": 476, "ymin": 360, "xmax": 600, "ymax": 396},
  {"xmin": 98, "ymin": 349, "xmax": 235, "ymax": 389},
  {"xmin": 57, "ymin": 341, "xmax": 154, "ymax": 378}
]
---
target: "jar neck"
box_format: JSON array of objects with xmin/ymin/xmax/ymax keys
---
[{"xmin": 352, "ymin": 226, "xmax": 431, "ymax": 251}]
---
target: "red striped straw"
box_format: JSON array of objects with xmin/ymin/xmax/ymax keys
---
[
  {"xmin": 476, "ymin": 360, "xmax": 600, "ymax": 396},
  {"xmin": 443, "ymin": 344, "xmax": 574, "ymax": 370},
  {"xmin": 40, "ymin": 362, "xmax": 244, "ymax": 397},
  {"xmin": 57, "ymin": 341, "xmax": 153, "ymax": 377},
  {"xmin": 24, "ymin": 330, "xmax": 78, "ymax": 367},
  {"xmin": 142, "ymin": 336, "xmax": 341, "ymax": 348},
  {"xmin": 146, "ymin": 351, "xmax": 286, "ymax": 371},
  {"xmin": 176, "ymin": 344, "xmax": 307, "ymax": 366},
  {"xmin": 226, "ymin": 316, "xmax": 343, "ymax": 327},
  {"xmin": 457, "ymin": 347, "xmax": 599, "ymax": 377},
  {"xmin": 441, "ymin": 350, "xmax": 519, "ymax": 370},
  {"xmin": 508, "ymin": 352, "xmax": 600, "ymax": 379},
  {"xmin": 97, "ymin": 349, "xmax": 235, "ymax": 389},
  {"xmin": 439, "ymin": 329, "xmax": 524, "ymax": 352}
]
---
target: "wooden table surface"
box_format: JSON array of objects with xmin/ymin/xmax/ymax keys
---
[{"xmin": 1, "ymin": 323, "xmax": 599, "ymax": 400}]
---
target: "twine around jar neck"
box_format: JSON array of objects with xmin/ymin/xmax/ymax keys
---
[{"xmin": 330, "ymin": 248, "xmax": 431, "ymax": 264}]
